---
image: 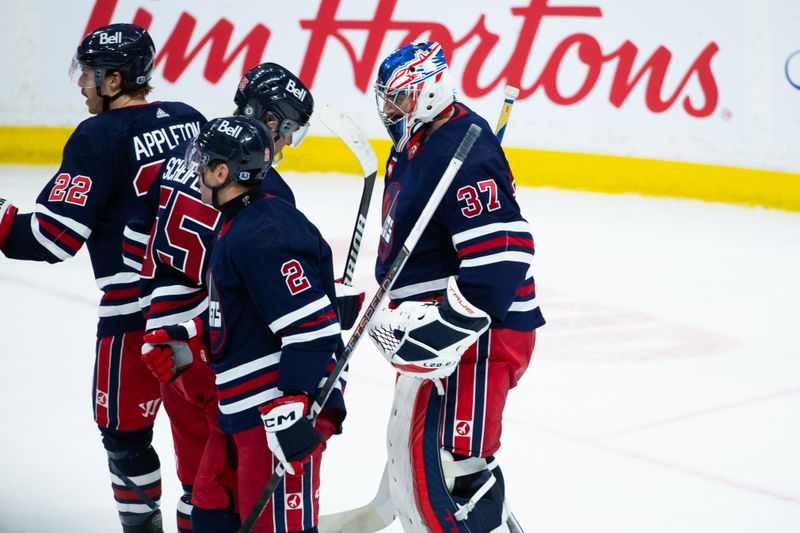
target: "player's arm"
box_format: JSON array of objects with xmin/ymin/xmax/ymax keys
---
[
  {"xmin": 238, "ymin": 231, "xmax": 344, "ymax": 473},
  {"xmin": 122, "ymin": 177, "xmax": 160, "ymax": 272},
  {"xmin": 1, "ymin": 126, "xmax": 116, "ymax": 262},
  {"xmin": 441, "ymin": 153, "xmax": 535, "ymax": 323}
]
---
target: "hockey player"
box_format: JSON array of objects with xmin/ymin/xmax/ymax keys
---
[
  {"xmin": 0, "ymin": 24, "xmax": 205, "ymax": 532},
  {"xmin": 367, "ymin": 41, "xmax": 546, "ymax": 532},
  {"xmin": 182, "ymin": 115, "xmax": 346, "ymax": 533},
  {"xmin": 129, "ymin": 63, "xmax": 355, "ymax": 532}
]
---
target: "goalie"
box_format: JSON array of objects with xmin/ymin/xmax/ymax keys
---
[{"xmin": 366, "ymin": 41, "xmax": 545, "ymax": 532}]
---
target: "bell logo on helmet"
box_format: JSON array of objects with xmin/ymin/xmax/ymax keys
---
[
  {"xmin": 238, "ymin": 76, "xmax": 249, "ymax": 92},
  {"xmin": 286, "ymin": 79, "xmax": 307, "ymax": 102},
  {"xmin": 216, "ymin": 119, "xmax": 243, "ymax": 138},
  {"xmin": 98, "ymin": 31, "xmax": 122, "ymax": 45},
  {"xmin": 264, "ymin": 147, "xmax": 271, "ymax": 162}
]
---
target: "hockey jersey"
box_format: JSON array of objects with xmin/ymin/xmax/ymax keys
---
[
  {"xmin": 376, "ymin": 103, "xmax": 545, "ymax": 331},
  {"xmin": 206, "ymin": 193, "xmax": 346, "ymax": 434},
  {"xmin": 2, "ymin": 102, "xmax": 204, "ymax": 336},
  {"xmin": 123, "ymin": 139, "xmax": 297, "ymax": 332}
]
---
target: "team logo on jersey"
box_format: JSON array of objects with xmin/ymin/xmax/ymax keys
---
[
  {"xmin": 378, "ymin": 182, "xmax": 401, "ymax": 262},
  {"xmin": 139, "ymin": 398, "xmax": 162, "ymax": 418},
  {"xmin": 455, "ymin": 420, "xmax": 472, "ymax": 437},
  {"xmin": 208, "ymin": 272, "xmax": 227, "ymax": 353},
  {"xmin": 96, "ymin": 390, "xmax": 108, "ymax": 407},
  {"xmin": 286, "ymin": 493, "xmax": 303, "ymax": 509}
]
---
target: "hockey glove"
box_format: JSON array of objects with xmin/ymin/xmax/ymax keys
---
[
  {"xmin": 335, "ymin": 279, "xmax": 365, "ymax": 330},
  {"xmin": 0, "ymin": 198, "xmax": 18, "ymax": 249},
  {"xmin": 368, "ymin": 277, "xmax": 491, "ymax": 380},
  {"xmin": 258, "ymin": 394, "xmax": 325, "ymax": 475},
  {"xmin": 141, "ymin": 316, "xmax": 209, "ymax": 384}
]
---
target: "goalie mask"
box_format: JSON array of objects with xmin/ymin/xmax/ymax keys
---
[{"xmin": 374, "ymin": 41, "xmax": 456, "ymax": 152}]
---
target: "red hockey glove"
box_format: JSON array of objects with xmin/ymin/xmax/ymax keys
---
[
  {"xmin": 0, "ymin": 198, "xmax": 18, "ymax": 249},
  {"xmin": 141, "ymin": 316, "xmax": 209, "ymax": 384},
  {"xmin": 259, "ymin": 394, "xmax": 324, "ymax": 476},
  {"xmin": 335, "ymin": 279, "xmax": 365, "ymax": 330}
]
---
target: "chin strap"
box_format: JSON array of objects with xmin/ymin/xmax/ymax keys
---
[{"xmin": 97, "ymin": 87, "xmax": 126, "ymax": 112}]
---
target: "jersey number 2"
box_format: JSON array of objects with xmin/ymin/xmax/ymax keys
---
[{"xmin": 281, "ymin": 260, "xmax": 311, "ymax": 295}]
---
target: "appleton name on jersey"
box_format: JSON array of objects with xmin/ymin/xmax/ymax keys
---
[
  {"xmin": 377, "ymin": 103, "xmax": 545, "ymax": 331},
  {"xmin": 123, "ymin": 138, "xmax": 297, "ymax": 333},
  {"xmin": 2, "ymin": 102, "xmax": 203, "ymax": 336},
  {"xmin": 207, "ymin": 194, "xmax": 346, "ymax": 434}
]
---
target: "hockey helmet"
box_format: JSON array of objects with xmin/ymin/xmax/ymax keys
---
[
  {"xmin": 186, "ymin": 116, "xmax": 275, "ymax": 185},
  {"xmin": 70, "ymin": 23, "xmax": 155, "ymax": 90},
  {"xmin": 234, "ymin": 63, "xmax": 314, "ymax": 148},
  {"xmin": 374, "ymin": 41, "xmax": 456, "ymax": 151}
]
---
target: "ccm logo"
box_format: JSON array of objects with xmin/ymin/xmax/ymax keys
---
[
  {"xmin": 264, "ymin": 411, "xmax": 297, "ymax": 428},
  {"xmin": 98, "ymin": 31, "xmax": 122, "ymax": 45}
]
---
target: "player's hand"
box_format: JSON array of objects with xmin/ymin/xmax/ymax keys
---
[
  {"xmin": 258, "ymin": 394, "xmax": 324, "ymax": 475},
  {"xmin": 0, "ymin": 198, "xmax": 18, "ymax": 249},
  {"xmin": 335, "ymin": 280, "xmax": 365, "ymax": 330},
  {"xmin": 141, "ymin": 316, "xmax": 209, "ymax": 384},
  {"xmin": 368, "ymin": 276, "xmax": 490, "ymax": 380}
]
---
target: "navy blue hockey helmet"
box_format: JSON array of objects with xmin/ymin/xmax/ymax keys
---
[
  {"xmin": 71, "ymin": 23, "xmax": 155, "ymax": 90},
  {"xmin": 186, "ymin": 116, "xmax": 275, "ymax": 186},
  {"xmin": 234, "ymin": 63, "xmax": 313, "ymax": 148}
]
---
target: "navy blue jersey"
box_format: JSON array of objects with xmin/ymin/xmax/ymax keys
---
[
  {"xmin": 3, "ymin": 102, "xmax": 204, "ymax": 336},
  {"xmin": 206, "ymin": 194, "xmax": 345, "ymax": 434},
  {"xmin": 123, "ymin": 140, "xmax": 296, "ymax": 331},
  {"xmin": 376, "ymin": 103, "xmax": 545, "ymax": 331}
]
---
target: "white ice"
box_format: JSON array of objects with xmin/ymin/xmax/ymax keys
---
[{"xmin": 1, "ymin": 165, "xmax": 799, "ymax": 533}]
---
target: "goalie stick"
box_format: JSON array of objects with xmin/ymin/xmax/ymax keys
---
[
  {"xmin": 236, "ymin": 123, "xmax": 483, "ymax": 533},
  {"xmin": 318, "ymin": 86, "xmax": 524, "ymax": 533},
  {"xmin": 318, "ymin": 104, "xmax": 378, "ymax": 285}
]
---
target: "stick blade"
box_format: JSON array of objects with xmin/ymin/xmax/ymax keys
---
[{"xmin": 318, "ymin": 104, "xmax": 379, "ymax": 177}]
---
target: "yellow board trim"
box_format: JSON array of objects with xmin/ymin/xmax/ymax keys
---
[{"xmin": 2, "ymin": 126, "xmax": 798, "ymax": 211}]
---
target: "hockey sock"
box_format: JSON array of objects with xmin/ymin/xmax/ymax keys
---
[
  {"xmin": 100, "ymin": 426, "xmax": 162, "ymax": 529},
  {"xmin": 178, "ymin": 485, "xmax": 194, "ymax": 533}
]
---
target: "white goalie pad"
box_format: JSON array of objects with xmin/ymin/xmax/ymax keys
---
[{"xmin": 368, "ymin": 276, "xmax": 490, "ymax": 380}]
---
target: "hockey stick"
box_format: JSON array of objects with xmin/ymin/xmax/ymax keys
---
[
  {"xmin": 318, "ymin": 104, "xmax": 378, "ymax": 285},
  {"xmin": 318, "ymin": 87, "xmax": 521, "ymax": 533},
  {"xmin": 494, "ymin": 85, "xmax": 520, "ymax": 144},
  {"xmin": 236, "ymin": 123, "xmax": 483, "ymax": 533}
]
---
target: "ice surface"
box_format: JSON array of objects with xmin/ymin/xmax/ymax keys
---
[{"xmin": 1, "ymin": 165, "xmax": 799, "ymax": 532}]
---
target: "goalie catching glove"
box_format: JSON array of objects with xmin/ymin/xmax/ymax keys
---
[
  {"xmin": 368, "ymin": 277, "xmax": 491, "ymax": 379},
  {"xmin": 141, "ymin": 316, "xmax": 209, "ymax": 383},
  {"xmin": 0, "ymin": 198, "xmax": 18, "ymax": 249}
]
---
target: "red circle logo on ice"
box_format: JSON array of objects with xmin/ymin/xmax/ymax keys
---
[
  {"xmin": 286, "ymin": 494, "xmax": 302, "ymax": 509},
  {"xmin": 456, "ymin": 421, "xmax": 472, "ymax": 436}
]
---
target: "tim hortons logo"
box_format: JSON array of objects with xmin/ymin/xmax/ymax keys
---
[{"xmin": 84, "ymin": 0, "xmax": 719, "ymax": 116}]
